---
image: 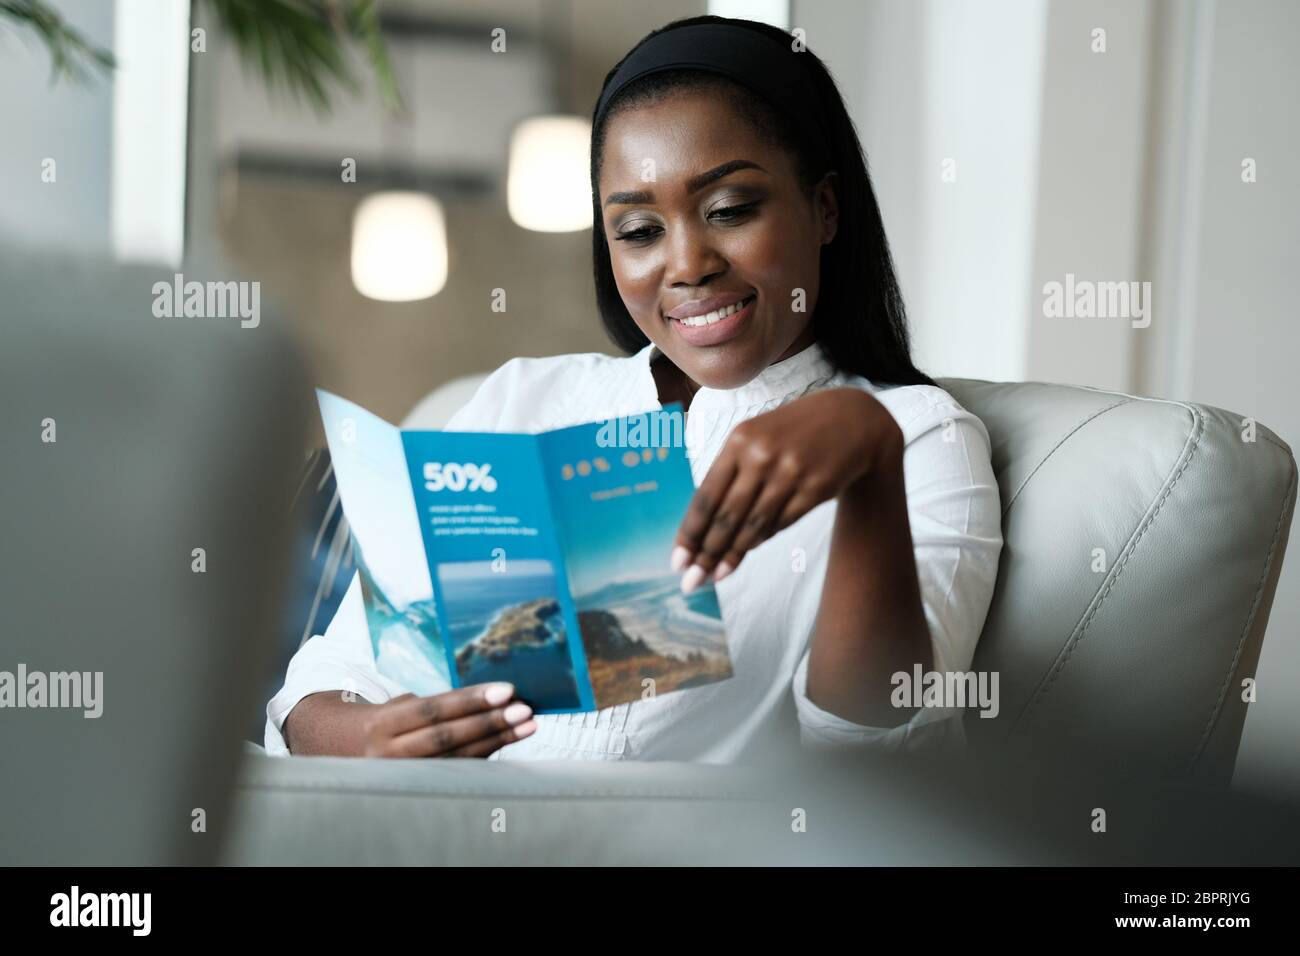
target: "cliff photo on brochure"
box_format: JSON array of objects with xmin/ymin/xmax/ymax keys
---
[{"xmin": 318, "ymin": 390, "xmax": 732, "ymax": 713}]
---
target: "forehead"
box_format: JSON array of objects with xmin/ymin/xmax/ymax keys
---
[{"xmin": 597, "ymin": 88, "xmax": 779, "ymax": 191}]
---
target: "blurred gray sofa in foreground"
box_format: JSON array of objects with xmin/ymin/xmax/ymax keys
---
[{"xmin": 3, "ymin": 248, "xmax": 1294, "ymax": 865}]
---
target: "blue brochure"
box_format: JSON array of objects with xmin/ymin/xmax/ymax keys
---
[{"xmin": 317, "ymin": 390, "xmax": 733, "ymax": 713}]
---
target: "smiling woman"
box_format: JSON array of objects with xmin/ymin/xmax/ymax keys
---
[{"xmin": 267, "ymin": 15, "xmax": 1004, "ymax": 763}]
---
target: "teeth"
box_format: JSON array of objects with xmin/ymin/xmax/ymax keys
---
[{"xmin": 677, "ymin": 296, "xmax": 751, "ymax": 328}]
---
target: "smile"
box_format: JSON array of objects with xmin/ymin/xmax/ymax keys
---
[
  {"xmin": 675, "ymin": 294, "xmax": 755, "ymax": 327},
  {"xmin": 667, "ymin": 294, "xmax": 757, "ymax": 347}
]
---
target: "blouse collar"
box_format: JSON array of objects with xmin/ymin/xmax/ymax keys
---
[{"xmin": 632, "ymin": 338, "xmax": 841, "ymax": 411}]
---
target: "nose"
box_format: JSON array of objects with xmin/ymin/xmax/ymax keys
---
[{"xmin": 664, "ymin": 220, "xmax": 726, "ymax": 289}]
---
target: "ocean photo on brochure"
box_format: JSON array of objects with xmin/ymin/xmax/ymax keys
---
[
  {"xmin": 436, "ymin": 557, "xmax": 581, "ymax": 711},
  {"xmin": 541, "ymin": 413, "xmax": 733, "ymax": 708}
]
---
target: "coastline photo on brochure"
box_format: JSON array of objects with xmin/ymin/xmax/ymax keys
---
[{"xmin": 317, "ymin": 389, "xmax": 733, "ymax": 713}]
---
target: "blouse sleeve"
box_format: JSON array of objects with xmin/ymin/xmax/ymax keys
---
[
  {"xmin": 789, "ymin": 389, "xmax": 1004, "ymax": 753},
  {"xmin": 263, "ymin": 571, "xmax": 410, "ymax": 755}
]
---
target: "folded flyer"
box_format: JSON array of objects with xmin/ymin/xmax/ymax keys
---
[{"xmin": 316, "ymin": 389, "xmax": 733, "ymax": 713}]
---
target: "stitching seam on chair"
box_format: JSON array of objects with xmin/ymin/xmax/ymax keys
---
[
  {"xmin": 1013, "ymin": 405, "xmax": 1205, "ymax": 732},
  {"xmin": 1189, "ymin": 456, "xmax": 1298, "ymax": 773},
  {"xmin": 237, "ymin": 780, "xmax": 764, "ymax": 801},
  {"xmin": 1002, "ymin": 398, "xmax": 1134, "ymax": 516},
  {"xmin": 1258, "ymin": 433, "xmax": 1291, "ymax": 457}
]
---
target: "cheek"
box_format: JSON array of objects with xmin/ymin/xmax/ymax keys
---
[
  {"xmin": 609, "ymin": 248, "xmax": 660, "ymax": 316},
  {"xmin": 730, "ymin": 216, "xmax": 819, "ymax": 302}
]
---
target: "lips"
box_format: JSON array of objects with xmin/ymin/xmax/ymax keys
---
[
  {"xmin": 667, "ymin": 293, "xmax": 756, "ymax": 347},
  {"xmin": 666, "ymin": 291, "xmax": 753, "ymax": 321}
]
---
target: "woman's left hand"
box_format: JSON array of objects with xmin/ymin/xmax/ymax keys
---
[{"xmin": 671, "ymin": 387, "xmax": 903, "ymax": 591}]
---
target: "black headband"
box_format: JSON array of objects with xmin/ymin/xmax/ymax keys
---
[{"xmin": 593, "ymin": 21, "xmax": 833, "ymax": 164}]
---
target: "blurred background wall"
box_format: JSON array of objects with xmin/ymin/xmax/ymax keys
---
[
  {"xmin": 197, "ymin": 0, "xmax": 700, "ymax": 424},
  {"xmin": 0, "ymin": 0, "xmax": 114, "ymax": 251},
  {"xmin": 2, "ymin": 0, "xmax": 1296, "ymax": 787}
]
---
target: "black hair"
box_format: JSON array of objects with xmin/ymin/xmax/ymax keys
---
[{"xmin": 590, "ymin": 15, "xmax": 936, "ymax": 388}]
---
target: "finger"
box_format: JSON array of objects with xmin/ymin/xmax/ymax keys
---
[
  {"xmin": 712, "ymin": 479, "xmax": 800, "ymax": 580},
  {"xmin": 771, "ymin": 485, "xmax": 830, "ymax": 537},
  {"xmin": 689, "ymin": 471, "xmax": 766, "ymax": 577},
  {"xmin": 690, "ymin": 430, "xmax": 794, "ymax": 578},
  {"xmin": 444, "ymin": 719, "xmax": 539, "ymax": 758},
  {"xmin": 673, "ymin": 453, "xmax": 738, "ymax": 568},
  {"xmin": 385, "ymin": 700, "xmax": 533, "ymax": 758},
  {"xmin": 371, "ymin": 682, "xmax": 515, "ymax": 738}
]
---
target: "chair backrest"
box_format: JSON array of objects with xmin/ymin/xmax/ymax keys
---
[{"xmin": 942, "ymin": 379, "xmax": 1296, "ymax": 785}]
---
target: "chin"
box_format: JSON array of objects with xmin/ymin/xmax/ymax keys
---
[{"xmin": 675, "ymin": 343, "xmax": 768, "ymax": 390}]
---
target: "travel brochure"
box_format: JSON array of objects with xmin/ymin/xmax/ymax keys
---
[{"xmin": 316, "ymin": 390, "xmax": 733, "ymax": 712}]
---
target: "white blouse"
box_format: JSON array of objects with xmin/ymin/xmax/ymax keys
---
[{"xmin": 265, "ymin": 340, "xmax": 1003, "ymax": 763}]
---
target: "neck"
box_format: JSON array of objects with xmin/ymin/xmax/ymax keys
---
[
  {"xmin": 650, "ymin": 332, "xmax": 820, "ymax": 412},
  {"xmin": 776, "ymin": 324, "xmax": 818, "ymax": 363},
  {"xmin": 651, "ymin": 356, "xmax": 701, "ymax": 412}
]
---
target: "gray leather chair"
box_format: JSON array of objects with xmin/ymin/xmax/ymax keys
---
[
  {"xmin": 224, "ymin": 373, "xmax": 1296, "ymax": 865},
  {"xmin": 945, "ymin": 379, "xmax": 1295, "ymax": 785}
]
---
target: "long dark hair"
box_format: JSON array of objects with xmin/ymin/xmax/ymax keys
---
[{"xmin": 590, "ymin": 15, "xmax": 934, "ymax": 388}]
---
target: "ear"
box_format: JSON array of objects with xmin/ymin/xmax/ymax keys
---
[{"xmin": 814, "ymin": 171, "xmax": 840, "ymax": 245}]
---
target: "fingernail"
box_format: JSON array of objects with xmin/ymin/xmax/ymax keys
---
[
  {"xmin": 484, "ymin": 683, "xmax": 514, "ymax": 706},
  {"xmin": 681, "ymin": 564, "xmax": 706, "ymax": 594},
  {"xmin": 713, "ymin": 561, "xmax": 734, "ymax": 582},
  {"xmin": 670, "ymin": 545, "xmax": 692, "ymax": 572},
  {"xmin": 515, "ymin": 719, "xmax": 538, "ymax": 738},
  {"xmin": 503, "ymin": 702, "xmax": 533, "ymax": 724}
]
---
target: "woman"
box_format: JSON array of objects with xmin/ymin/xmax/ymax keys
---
[{"xmin": 268, "ymin": 15, "xmax": 1002, "ymax": 762}]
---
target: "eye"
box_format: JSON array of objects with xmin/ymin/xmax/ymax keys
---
[
  {"xmin": 613, "ymin": 223, "xmax": 662, "ymax": 243},
  {"xmin": 708, "ymin": 200, "xmax": 760, "ymax": 223}
]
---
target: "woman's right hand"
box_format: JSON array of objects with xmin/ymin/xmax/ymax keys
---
[
  {"xmin": 361, "ymin": 683, "xmax": 537, "ymax": 758},
  {"xmin": 284, "ymin": 682, "xmax": 537, "ymax": 757}
]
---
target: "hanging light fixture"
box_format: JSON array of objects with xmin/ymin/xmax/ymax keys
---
[
  {"xmin": 707, "ymin": 0, "xmax": 790, "ymax": 30},
  {"xmin": 350, "ymin": 36, "xmax": 448, "ymax": 301},
  {"xmin": 351, "ymin": 191, "xmax": 448, "ymax": 301},
  {"xmin": 507, "ymin": 115, "xmax": 592, "ymax": 232},
  {"xmin": 506, "ymin": 0, "xmax": 592, "ymax": 233}
]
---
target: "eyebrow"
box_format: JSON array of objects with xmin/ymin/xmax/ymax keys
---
[{"xmin": 602, "ymin": 159, "xmax": 766, "ymax": 207}]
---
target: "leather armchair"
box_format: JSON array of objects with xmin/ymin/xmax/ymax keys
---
[{"xmin": 225, "ymin": 373, "xmax": 1296, "ymax": 864}]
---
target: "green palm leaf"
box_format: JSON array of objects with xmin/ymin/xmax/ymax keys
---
[
  {"xmin": 0, "ymin": 0, "xmax": 116, "ymax": 84},
  {"xmin": 0, "ymin": 0, "xmax": 401, "ymax": 112}
]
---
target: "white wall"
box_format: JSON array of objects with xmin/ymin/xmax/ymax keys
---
[
  {"xmin": 1028, "ymin": 0, "xmax": 1153, "ymax": 391},
  {"xmin": 0, "ymin": 0, "xmax": 115, "ymax": 253},
  {"xmin": 110, "ymin": 0, "xmax": 190, "ymax": 267},
  {"xmin": 798, "ymin": 0, "xmax": 1047, "ymax": 383},
  {"xmin": 0, "ymin": 0, "xmax": 188, "ymax": 267}
]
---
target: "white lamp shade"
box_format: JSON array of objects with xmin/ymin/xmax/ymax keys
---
[
  {"xmin": 707, "ymin": 0, "xmax": 789, "ymax": 29},
  {"xmin": 351, "ymin": 192, "xmax": 448, "ymax": 301},
  {"xmin": 507, "ymin": 116, "xmax": 594, "ymax": 233}
]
